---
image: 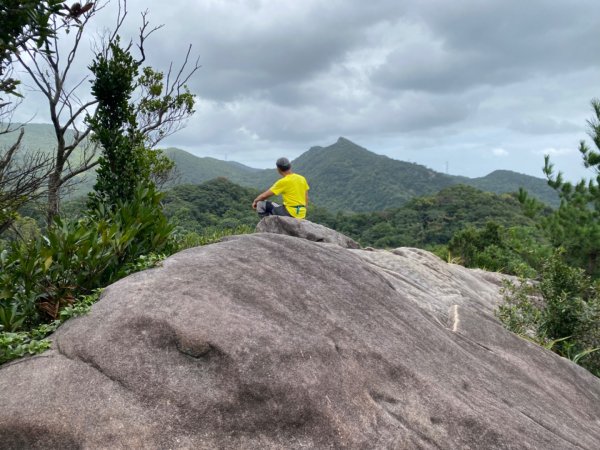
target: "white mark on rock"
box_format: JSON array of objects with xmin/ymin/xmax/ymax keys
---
[{"xmin": 452, "ymin": 305, "xmax": 460, "ymax": 333}]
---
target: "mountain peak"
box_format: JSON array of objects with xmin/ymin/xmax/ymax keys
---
[
  {"xmin": 329, "ymin": 137, "xmax": 371, "ymax": 154},
  {"xmin": 335, "ymin": 137, "xmax": 363, "ymax": 148}
]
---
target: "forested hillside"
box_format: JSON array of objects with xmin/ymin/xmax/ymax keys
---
[
  {"xmin": 162, "ymin": 178, "xmax": 260, "ymax": 232},
  {"xmin": 3, "ymin": 125, "xmax": 559, "ymax": 211},
  {"xmin": 165, "ymin": 148, "xmax": 263, "ymax": 187},
  {"xmin": 0, "ymin": 123, "xmax": 58, "ymax": 153},
  {"xmin": 158, "ymin": 179, "xmax": 545, "ymax": 252},
  {"xmin": 166, "ymin": 138, "xmax": 560, "ymax": 210},
  {"xmin": 291, "ymin": 138, "xmax": 458, "ymax": 211},
  {"xmin": 311, "ymin": 184, "xmax": 546, "ymax": 248},
  {"xmin": 469, "ymin": 170, "xmax": 559, "ymax": 207}
]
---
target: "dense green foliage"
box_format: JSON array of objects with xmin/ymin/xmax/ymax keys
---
[
  {"xmin": 451, "ymin": 222, "xmax": 552, "ymax": 276},
  {"xmin": 0, "ymin": 289, "xmax": 99, "ymax": 364},
  {"xmin": 87, "ymin": 38, "xmax": 145, "ymax": 205},
  {"xmin": 0, "ymin": 186, "xmax": 174, "ymax": 331},
  {"xmin": 160, "ymin": 180, "xmax": 546, "ymax": 258},
  {"xmin": 312, "ymin": 184, "xmax": 544, "ymax": 249},
  {"xmin": 497, "ymin": 251, "xmax": 600, "ymax": 376},
  {"xmin": 163, "ymin": 178, "xmax": 260, "ymax": 232}
]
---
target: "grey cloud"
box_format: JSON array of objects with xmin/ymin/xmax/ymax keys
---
[
  {"xmin": 373, "ymin": 0, "xmax": 600, "ymax": 94},
  {"xmin": 14, "ymin": 0, "xmax": 600, "ymax": 182},
  {"xmin": 168, "ymin": 88, "xmax": 476, "ymax": 150},
  {"xmin": 509, "ymin": 117, "xmax": 581, "ymax": 135},
  {"xmin": 116, "ymin": 0, "xmax": 600, "ymax": 117},
  {"xmin": 143, "ymin": 0, "xmax": 406, "ymax": 103}
]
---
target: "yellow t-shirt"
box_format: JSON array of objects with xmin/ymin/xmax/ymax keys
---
[{"xmin": 269, "ymin": 173, "xmax": 310, "ymax": 218}]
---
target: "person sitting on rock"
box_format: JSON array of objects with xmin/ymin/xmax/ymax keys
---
[{"xmin": 252, "ymin": 157, "xmax": 310, "ymax": 219}]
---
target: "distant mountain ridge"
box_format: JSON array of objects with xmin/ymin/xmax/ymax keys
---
[
  {"xmin": 468, "ymin": 170, "xmax": 558, "ymax": 206},
  {"xmin": 2, "ymin": 124, "xmax": 560, "ymax": 210},
  {"xmin": 291, "ymin": 138, "xmax": 459, "ymax": 211},
  {"xmin": 165, "ymin": 148, "xmax": 261, "ymax": 185}
]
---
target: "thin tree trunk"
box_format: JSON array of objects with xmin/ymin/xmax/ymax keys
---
[{"xmin": 47, "ymin": 170, "xmax": 61, "ymax": 225}]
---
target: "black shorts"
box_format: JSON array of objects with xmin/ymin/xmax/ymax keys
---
[{"xmin": 257, "ymin": 201, "xmax": 291, "ymax": 218}]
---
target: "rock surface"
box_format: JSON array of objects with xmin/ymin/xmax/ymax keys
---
[
  {"xmin": 1, "ymin": 222, "xmax": 600, "ymax": 449},
  {"xmin": 256, "ymin": 216, "xmax": 360, "ymax": 248}
]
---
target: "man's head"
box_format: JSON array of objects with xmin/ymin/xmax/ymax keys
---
[{"xmin": 276, "ymin": 157, "xmax": 291, "ymax": 173}]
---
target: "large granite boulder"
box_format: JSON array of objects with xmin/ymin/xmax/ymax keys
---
[
  {"xmin": 256, "ymin": 216, "xmax": 360, "ymax": 248},
  {"xmin": 1, "ymin": 223, "xmax": 599, "ymax": 449}
]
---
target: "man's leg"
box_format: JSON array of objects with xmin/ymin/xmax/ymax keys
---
[
  {"xmin": 272, "ymin": 204, "xmax": 291, "ymax": 217},
  {"xmin": 256, "ymin": 200, "xmax": 270, "ymax": 217},
  {"xmin": 256, "ymin": 201, "xmax": 291, "ymax": 218}
]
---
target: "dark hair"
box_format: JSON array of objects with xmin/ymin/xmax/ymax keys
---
[{"xmin": 276, "ymin": 157, "xmax": 291, "ymax": 171}]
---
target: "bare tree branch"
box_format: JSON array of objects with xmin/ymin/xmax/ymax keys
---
[
  {"xmin": 14, "ymin": 0, "xmax": 130, "ymax": 224},
  {"xmin": 61, "ymin": 100, "xmax": 96, "ymax": 133},
  {"xmin": 15, "ymin": 47, "xmax": 53, "ymax": 97},
  {"xmin": 136, "ymin": 10, "xmax": 163, "ymax": 64},
  {"xmin": 136, "ymin": 43, "xmax": 200, "ymax": 147},
  {"xmin": 0, "ymin": 128, "xmax": 53, "ymax": 232}
]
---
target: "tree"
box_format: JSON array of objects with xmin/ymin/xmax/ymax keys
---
[
  {"xmin": 86, "ymin": 19, "xmax": 196, "ymax": 208},
  {"xmin": 0, "ymin": 127, "xmax": 51, "ymax": 234},
  {"xmin": 13, "ymin": 1, "xmax": 198, "ymax": 224},
  {"xmin": 0, "ymin": 1, "xmax": 66, "ymax": 234},
  {"xmin": 13, "ymin": 1, "xmax": 108, "ymax": 224},
  {"xmin": 543, "ymin": 99, "xmax": 600, "ymax": 277},
  {"xmin": 0, "ymin": 0, "xmax": 66, "ymax": 98},
  {"xmin": 86, "ymin": 37, "xmax": 143, "ymax": 206}
]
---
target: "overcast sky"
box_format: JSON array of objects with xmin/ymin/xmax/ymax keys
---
[{"xmin": 15, "ymin": 0, "xmax": 600, "ymax": 181}]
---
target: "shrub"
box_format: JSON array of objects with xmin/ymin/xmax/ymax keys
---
[
  {"xmin": 0, "ymin": 185, "xmax": 174, "ymax": 330},
  {"xmin": 497, "ymin": 250, "xmax": 600, "ymax": 377},
  {"xmin": 448, "ymin": 222, "xmax": 545, "ymax": 277},
  {"xmin": 173, "ymin": 224, "xmax": 253, "ymax": 251},
  {"xmin": 0, "ymin": 331, "xmax": 52, "ymax": 364},
  {"xmin": 0, "ymin": 290, "xmax": 102, "ymax": 365}
]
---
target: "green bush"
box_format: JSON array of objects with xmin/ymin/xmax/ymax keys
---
[
  {"xmin": 89, "ymin": 185, "xmax": 176, "ymax": 261},
  {"xmin": 0, "ymin": 331, "xmax": 52, "ymax": 365},
  {"xmin": 0, "ymin": 185, "xmax": 174, "ymax": 331},
  {"xmin": 497, "ymin": 250, "xmax": 600, "ymax": 377},
  {"xmin": 496, "ymin": 280, "xmax": 541, "ymax": 339},
  {"xmin": 173, "ymin": 224, "xmax": 253, "ymax": 251},
  {"xmin": 538, "ymin": 256, "xmax": 588, "ymax": 339},
  {"xmin": 447, "ymin": 221, "xmax": 551, "ymax": 277},
  {"xmin": 0, "ymin": 290, "xmax": 102, "ymax": 365}
]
